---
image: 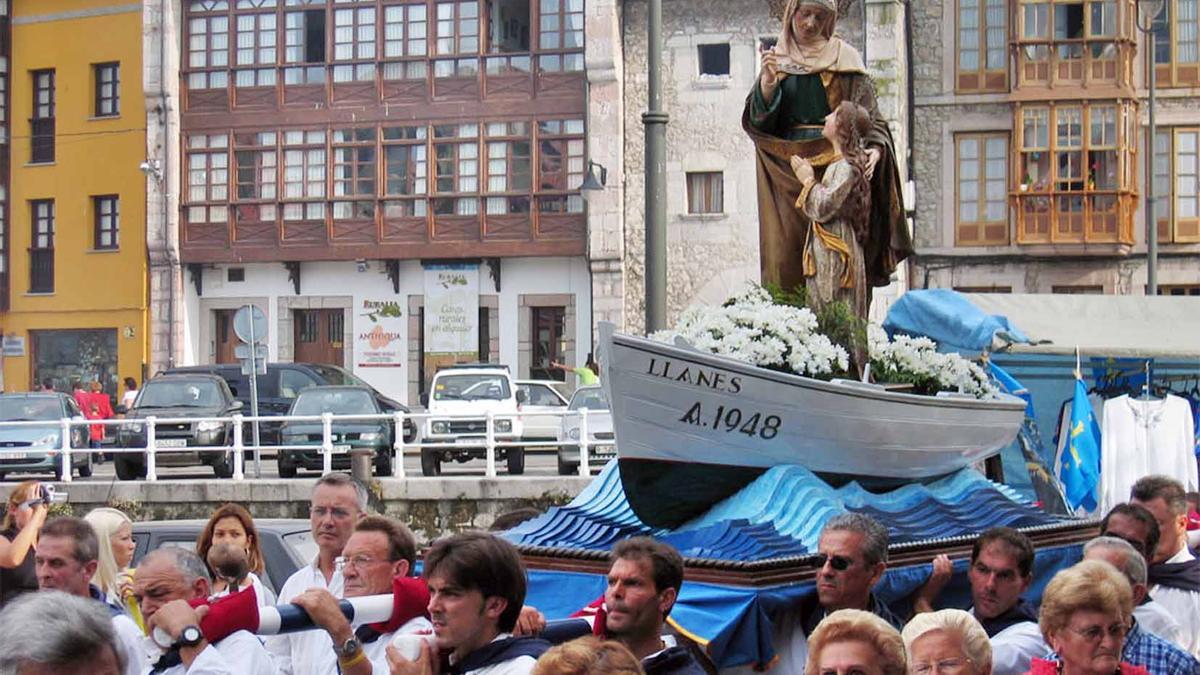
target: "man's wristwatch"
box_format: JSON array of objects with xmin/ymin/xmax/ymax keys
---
[
  {"xmin": 178, "ymin": 625, "xmax": 204, "ymax": 648},
  {"xmin": 334, "ymin": 636, "xmax": 362, "ymax": 660}
]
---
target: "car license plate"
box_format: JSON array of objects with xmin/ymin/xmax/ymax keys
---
[
  {"xmin": 333, "ymin": 444, "xmax": 351, "ymax": 453},
  {"xmin": 455, "ymin": 437, "xmax": 483, "ymax": 446},
  {"xmin": 0, "ymin": 451, "xmax": 27, "ymax": 460},
  {"xmin": 157, "ymin": 439, "xmax": 188, "ymax": 448}
]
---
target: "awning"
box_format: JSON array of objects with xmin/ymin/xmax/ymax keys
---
[
  {"xmin": 884, "ymin": 290, "xmax": 1200, "ymax": 358},
  {"xmin": 964, "ymin": 293, "xmax": 1200, "ymax": 358}
]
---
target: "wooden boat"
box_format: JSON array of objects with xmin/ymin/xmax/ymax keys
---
[{"xmin": 598, "ymin": 323, "xmax": 1027, "ymax": 527}]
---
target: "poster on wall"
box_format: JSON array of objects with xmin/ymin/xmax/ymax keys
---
[
  {"xmin": 355, "ymin": 299, "xmax": 405, "ymax": 369},
  {"xmin": 423, "ymin": 263, "xmax": 479, "ymax": 378}
]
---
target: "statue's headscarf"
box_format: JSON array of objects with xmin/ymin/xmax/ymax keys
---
[{"xmin": 773, "ymin": 0, "xmax": 866, "ymax": 75}]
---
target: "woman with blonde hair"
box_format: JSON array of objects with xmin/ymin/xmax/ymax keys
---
[
  {"xmin": 806, "ymin": 608, "xmax": 907, "ymax": 675},
  {"xmin": 532, "ymin": 636, "xmax": 645, "ymax": 675},
  {"xmin": 0, "ymin": 480, "xmax": 48, "ymax": 608},
  {"xmin": 83, "ymin": 506, "xmax": 141, "ymax": 625},
  {"xmin": 902, "ymin": 609, "xmax": 992, "ymax": 675},
  {"xmin": 1028, "ymin": 560, "xmax": 1147, "ymax": 675}
]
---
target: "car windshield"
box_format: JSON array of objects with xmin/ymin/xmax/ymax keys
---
[
  {"xmin": 291, "ymin": 389, "xmax": 376, "ymax": 415},
  {"xmin": 138, "ymin": 380, "xmax": 224, "ymax": 408},
  {"xmin": 0, "ymin": 397, "xmax": 61, "ymax": 421},
  {"xmin": 309, "ymin": 365, "xmax": 368, "ymax": 387},
  {"xmin": 434, "ymin": 374, "xmax": 510, "ymax": 401},
  {"xmin": 570, "ymin": 388, "xmax": 609, "ymax": 411}
]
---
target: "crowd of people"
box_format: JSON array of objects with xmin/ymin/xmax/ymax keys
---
[{"xmin": 1, "ymin": 472, "xmax": 1199, "ymax": 674}]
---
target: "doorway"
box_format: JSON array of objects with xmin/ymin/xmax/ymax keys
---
[
  {"xmin": 214, "ymin": 309, "xmax": 238, "ymax": 364},
  {"xmin": 530, "ymin": 306, "xmax": 565, "ymax": 380},
  {"xmin": 293, "ymin": 308, "xmax": 345, "ymax": 365}
]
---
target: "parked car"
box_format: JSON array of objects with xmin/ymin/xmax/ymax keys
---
[
  {"xmin": 0, "ymin": 393, "xmax": 92, "ymax": 480},
  {"xmin": 277, "ymin": 385, "xmax": 416, "ymax": 478},
  {"xmin": 162, "ymin": 363, "xmax": 384, "ymax": 444},
  {"xmin": 515, "ymin": 380, "xmax": 570, "ymax": 445},
  {"xmin": 557, "ymin": 385, "xmax": 615, "ymax": 475},
  {"xmin": 420, "ymin": 364, "xmax": 526, "ymax": 476},
  {"xmin": 115, "ymin": 374, "xmax": 243, "ymax": 480},
  {"xmin": 131, "ymin": 518, "xmax": 313, "ymax": 597}
]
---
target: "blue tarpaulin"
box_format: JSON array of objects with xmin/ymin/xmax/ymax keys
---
[
  {"xmin": 882, "ymin": 289, "xmax": 1030, "ymax": 353},
  {"xmin": 508, "ymin": 462, "xmax": 1083, "ymax": 669}
]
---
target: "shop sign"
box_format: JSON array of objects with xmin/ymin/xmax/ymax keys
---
[
  {"xmin": 2, "ymin": 335, "xmax": 25, "ymax": 357},
  {"xmin": 356, "ymin": 299, "xmax": 404, "ymax": 369}
]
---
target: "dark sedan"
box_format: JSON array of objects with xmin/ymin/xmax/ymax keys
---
[
  {"xmin": 277, "ymin": 386, "xmax": 415, "ymax": 478},
  {"xmin": 131, "ymin": 518, "xmax": 314, "ymax": 597},
  {"xmin": 0, "ymin": 393, "xmax": 92, "ymax": 480}
]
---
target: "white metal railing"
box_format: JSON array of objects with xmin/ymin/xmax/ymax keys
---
[{"xmin": 0, "ymin": 409, "xmax": 613, "ymax": 482}]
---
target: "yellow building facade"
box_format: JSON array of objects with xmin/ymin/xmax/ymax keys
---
[{"xmin": 3, "ymin": 0, "xmax": 149, "ymax": 395}]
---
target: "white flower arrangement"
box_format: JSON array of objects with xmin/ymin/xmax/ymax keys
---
[
  {"xmin": 868, "ymin": 325, "xmax": 999, "ymax": 399},
  {"xmin": 653, "ymin": 288, "xmax": 998, "ymax": 400},
  {"xmin": 650, "ymin": 286, "xmax": 850, "ymax": 378}
]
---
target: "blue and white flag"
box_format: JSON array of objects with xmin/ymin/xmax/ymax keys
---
[{"xmin": 1060, "ymin": 378, "xmax": 1101, "ymax": 512}]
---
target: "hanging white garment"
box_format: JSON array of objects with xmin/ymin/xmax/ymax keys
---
[{"xmin": 1099, "ymin": 394, "xmax": 1198, "ymax": 513}]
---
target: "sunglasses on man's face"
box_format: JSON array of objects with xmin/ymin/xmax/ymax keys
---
[{"xmin": 812, "ymin": 553, "xmax": 855, "ymax": 571}]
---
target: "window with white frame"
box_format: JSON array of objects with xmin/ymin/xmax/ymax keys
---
[
  {"xmin": 186, "ymin": 133, "xmax": 230, "ymax": 223},
  {"xmin": 383, "ymin": 125, "xmax": 429, "ymax": 217},
  {"xmin": 333, "ymin": 6, "xmax": 377, "ymax": 82},
  {"xmin": 383, "ymin": 4, "xmax": 429, "ymax": 80},
  {"xmin": 235, "ymin": 131, "xmax": 278, "ymax": 222},
  {"xmin": 282, "ymin": 129, "xmax": 327, "ymax": 221},
  {"xmin": 433, "ymin": 124, "xmax": 479, "ymax": 215},
  {"xmin": 188, "ymin": 13, "xmax": 231, "ymax": 89},
  {"xmin": 283, "ymin": 9, "xmax": 327, "ymax": 84},
  {"xmin": 485, "ymin": 121, "xmax": 532, "ymax": 214},
  {"xmin": 536, "ymin": 118, "xmax": 584, "ymax": 213},
  {"xmin": 332, "ymin": 127, "xmax": 377, "ymax": 219},
  {"xmin": 235, "ymin": 11, "xmax": 278, "ymax": 87},
  {"xmin": 538, "ymin": 0, "xmax": 584, "ymax": 72},
  {"xmin": 1152, "ymin": 128, "xmax": 1200, "ymax": 242}
]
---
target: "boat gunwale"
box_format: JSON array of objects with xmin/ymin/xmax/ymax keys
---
[{"xmin": 611, "ymin": 332, "xmax": 1027, "ymax": 413}]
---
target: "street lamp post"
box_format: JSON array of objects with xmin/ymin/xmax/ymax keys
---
[
  {"xmin": 643, "ymin": 0, "xmax": 668, "ymax": 332},
  {"xmin": 1136, "ymin": 0, "xmax": 1165, "ymax": 296}
]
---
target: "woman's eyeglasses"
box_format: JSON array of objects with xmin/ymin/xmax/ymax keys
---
[
  {"xmin": 811, "ymin": 553, "xmax": 854, "ymax": 571},
  {"xmin": 1067, "ymin": 622, "xmax": 1128, "ymax": 642},
  {"xmin": 912, "ymin": 657, "xmax": 972, "ymax": 674}
]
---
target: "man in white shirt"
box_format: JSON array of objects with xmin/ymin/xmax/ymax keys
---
[
  {"xmin": 269, "ymin": 472, "xmax": 368, "ymax": 675},
  {"xmin": 1100, "ymin": 502, "xmax": 1187, "ymax": 648},
  {"xmin": 915, "ymin": 527, "xmax": 1045, "ymax": 675},
  {"xmin": 1131, "ymin": 475, "xmax": 1200, "ymax": 658},
  {"xmin": 291, "ymin": 516, "xmax": 432, "ymax": 675},
  {"xmin": 0, "ymin": 590, "xmax": 126, "ymax": 674},
  {"xmin": 387, "ymin": 532, "xmax": 550, "ymax": 675},
  {"xmin": 132, "ymin": 547, "xmax": 277, "ymax": 674},
  {"xmin": 33, "ymin": 517, "xmax": 147, "ymax": 675}
]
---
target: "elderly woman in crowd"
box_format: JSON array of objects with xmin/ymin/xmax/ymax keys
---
[
  {"xmin": 902, "ymin": 609, "xmax": 992, "ymax": 675},
  {"xmin": 532, "ymin": 636, "xmax": 645, "ymax": 675},
  {"xmin": 1028, "ymin": 560, "xmax": 1148, "ymax": 675},
  {"xmin": 806, "ymin": 608, "xmax": 906, "ymax": 675}
]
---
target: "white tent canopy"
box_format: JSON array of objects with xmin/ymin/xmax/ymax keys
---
[{"xmin": 963, "ymin": 293, "xmax": 1200, "ymax": 358}]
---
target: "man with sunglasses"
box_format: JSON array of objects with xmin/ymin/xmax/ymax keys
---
[
  {"xmin": 914, "ymin": 527, "xmax": 1044, "ymax": 675},
  {"xmin": 762, "ymin": 513, "xmax": 898, "ymax": 674},
  {"xmin": 291, "ymin": 515, "xmax": 431, "ymax": 675},
  {"xmin": 268, "ymin": 472, "xmax": 368, "ymax": 675},
  {"xmin": 1100, "ymin": 502, "xmax": 1186, "ymax": 650},
  {"xmin": 1082, "ymin": 536, "xmax": 1200, "ymax": 674}
]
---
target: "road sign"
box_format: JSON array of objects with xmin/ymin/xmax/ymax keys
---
[
  {"xmin": 234, "ymin": 344, "xmax": 269, "ymax": 360},
  {"xmin": 240, "ymin": 357, "xmax": 268, "ymax": 376},
  {"xmin": 233, "ymin": 305, "xmax": 268, "ymax": 344}
]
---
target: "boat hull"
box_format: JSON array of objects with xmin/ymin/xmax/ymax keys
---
[{"xmin": 599, "ymin": 326, "xmax": 1027, "ymax": 527}]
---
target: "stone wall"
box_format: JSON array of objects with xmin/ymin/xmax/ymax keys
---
[{"xmin": 619, "ymin": 0, "xmax": 891, "ymax": 333}]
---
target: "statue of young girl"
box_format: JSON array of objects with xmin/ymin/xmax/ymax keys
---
[{"xmin": 791, "ymin": 101, "xmax": 872, "ymax": 368}]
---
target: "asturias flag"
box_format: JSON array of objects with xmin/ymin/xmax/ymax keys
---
[{"xmin": 1060, "ymin": 378, "xmax": 1101, "ymax": 512}]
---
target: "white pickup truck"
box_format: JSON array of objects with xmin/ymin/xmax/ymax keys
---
[{"xmin": 421, "ymin": 364, "xmax": 526, "ymax": 476}]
